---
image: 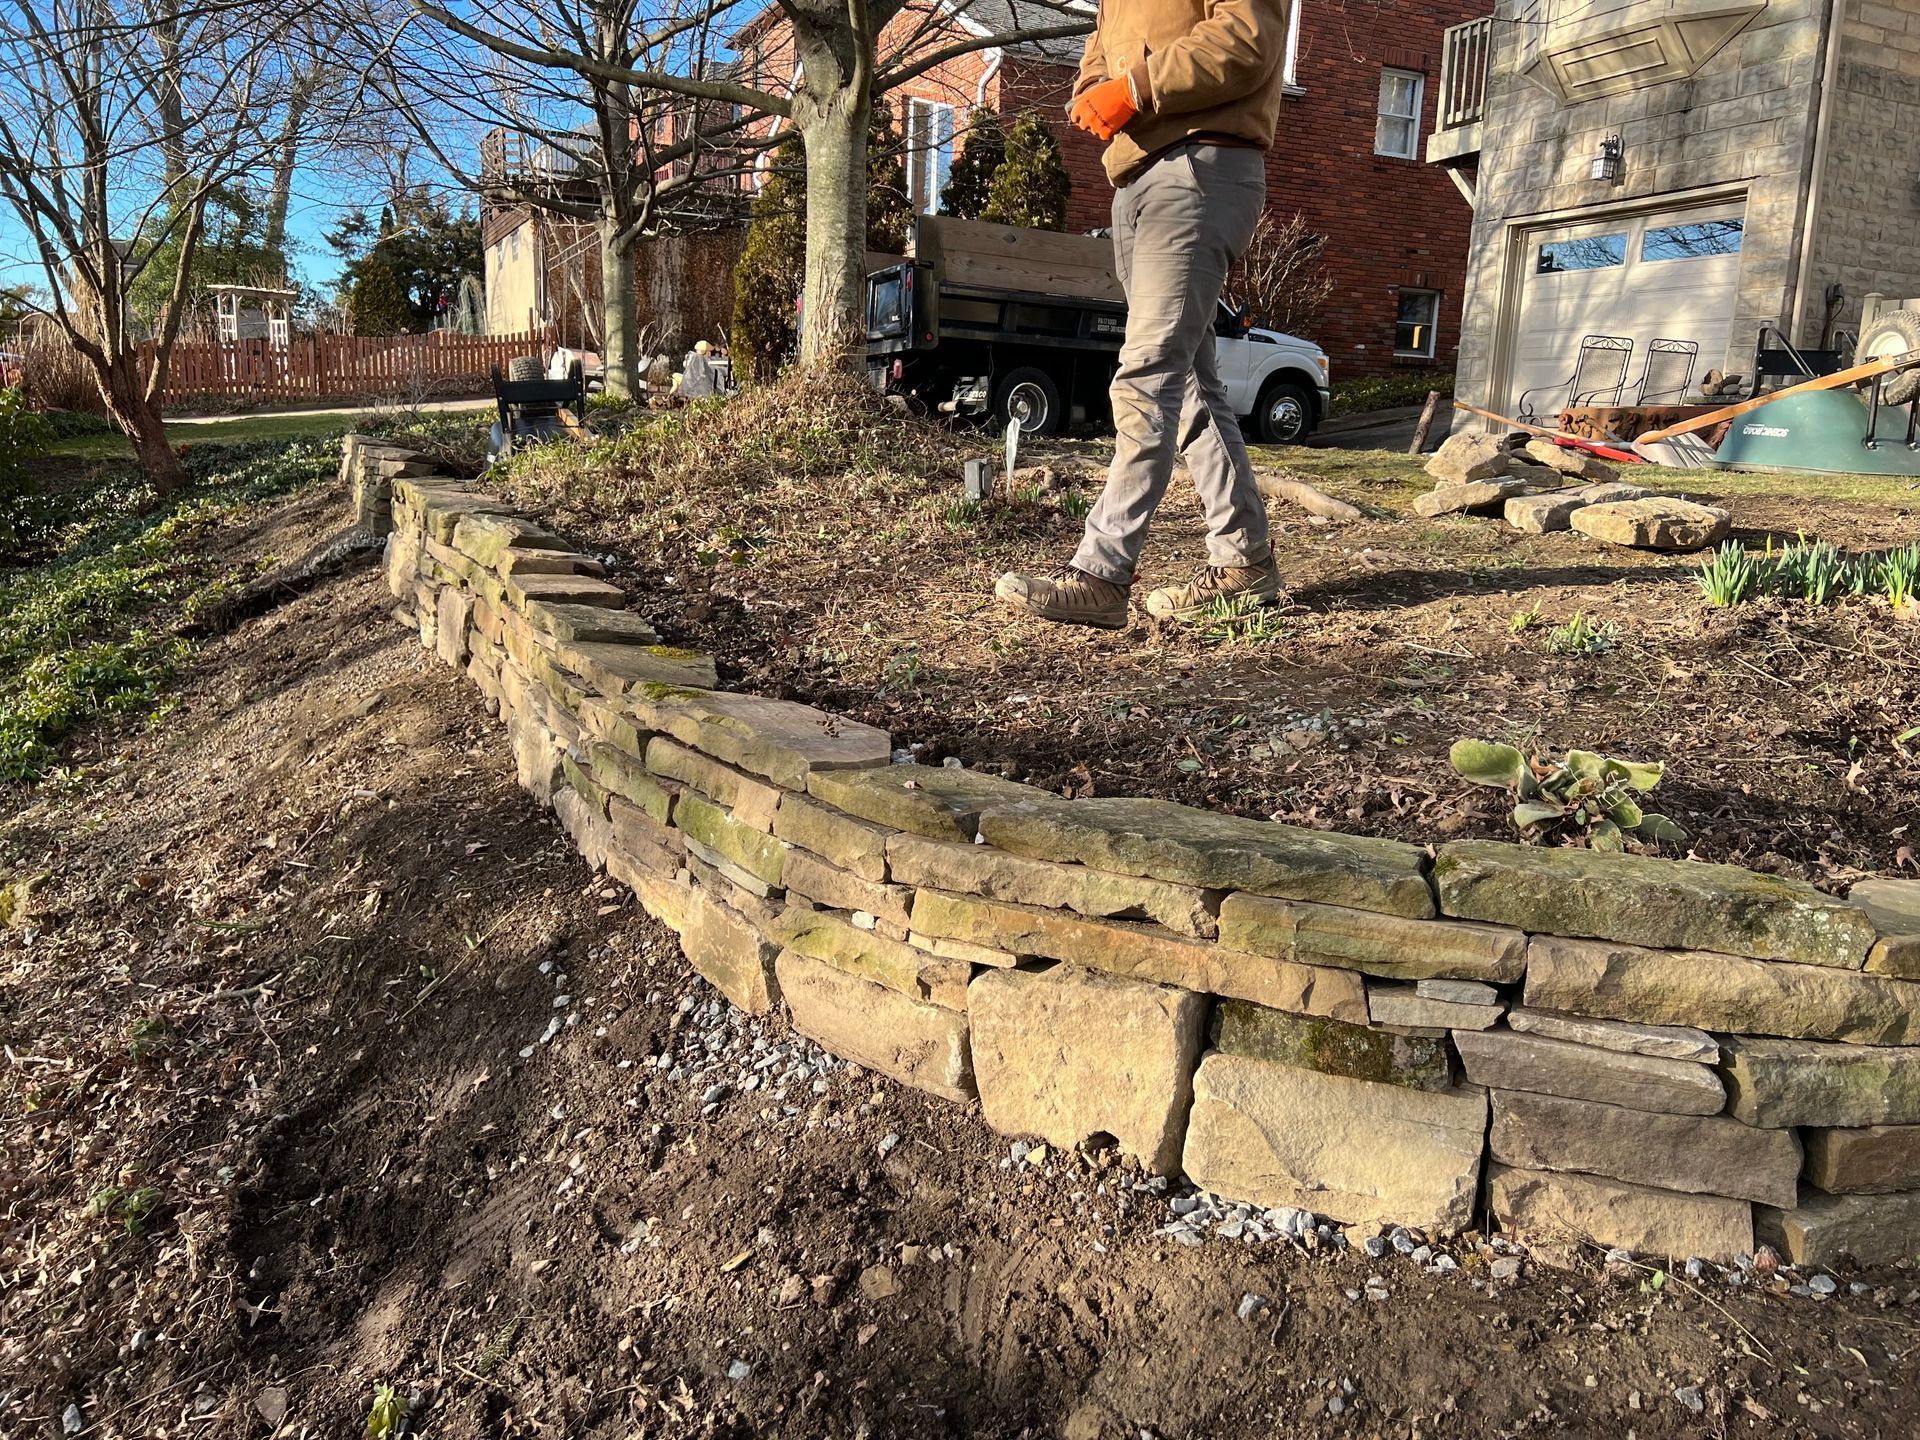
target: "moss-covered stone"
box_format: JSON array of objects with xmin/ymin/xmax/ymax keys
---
[
  {"xmin": 1218, "ymin": 892, "xmax": 1522, "ymax": 980},
  {"xmin": 674, "ymin": 793, "xmax": 788, "ymax": 887},
  {"xmin": 771, "ymin": 908, "xmax": 966, "ymax": 1009},
  {"xmin": 505, "ymin": 571, "xmax": 626, "ymax": 612},
  {"xmin": 772, "ymin": 793, "xmax": 892, "ymax": 882},
  {"xmin": 1721, "ymin": 1035, "xmax": 1920, "ymax": 1128},
  {"xmin": 1212, "ymin": 999, "xmax": 1454, "ymax": 1091},
  {"xmin": 450, "ymin": 512, "xmax": 563, "ymax": 568},
  {"xmin": 552, "ymin": 639, "xmax": 717, "ymax": 698},
  {"xmin": 559, "ymin": 753, "xmax": 610, "ymax": 817},
  {"xmin": 645, "ymin": 739, "xmax": 782, "ymax": 830},
  {"xmin": 590, "ymin": 743, "xmax": 679, "ymax": 824},
  {"xmin": 806, "ymin": 765, "xmax": 1045, "ymax": 841},
  {"xmin": 520, "ymin": 600, "xmax": 660, "ymax": 646},
  {"xmin": 1435, "ymin": 840, "xmax": 1876, "ymax": 968},
  {"xmin": 625, "ymin": 689, "xmax": 890, "ymax": 792}
]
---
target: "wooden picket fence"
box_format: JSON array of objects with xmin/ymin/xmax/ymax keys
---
[{"xmin": 143, "ymin": 327, "xmax": 553, "ymax": 407}]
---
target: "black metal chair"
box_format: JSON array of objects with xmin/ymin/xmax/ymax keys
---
[
  {"xmin": 1630, "ymin": 339, "xmax": 1699, "ymax": 404},
  {"xmin": 1518, "ymin": 334, "xmax": 1633, "ymax": 422},
  {"xmin": 489, "ymin": 357, "xmax": 587, "ymax": 462}
]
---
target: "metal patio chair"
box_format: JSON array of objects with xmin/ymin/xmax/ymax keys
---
[
  {"xmin": 1630, "ymin": 339, "xmax": 1699, "ymax": 404},
  {"xmin": 1518, "ymin": 334, "xmax": 1634, "ymax": 422}
]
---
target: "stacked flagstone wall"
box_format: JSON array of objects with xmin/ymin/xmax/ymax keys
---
[{"xmin": 351, "ymin": 435, "xmax": 1920, "ymax": 1270}]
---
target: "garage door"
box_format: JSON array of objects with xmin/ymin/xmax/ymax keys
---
[{"xmin": 1508, "ymin": 200, "xmax": 1746, "ymax": 416}]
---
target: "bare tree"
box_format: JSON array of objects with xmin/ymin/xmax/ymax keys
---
[
  {"xmin": 402, "ymin": 0, "xmax": 1093, "ymax": 373},
  {"xmin": 0, "ymin": 0, "xmax": 305, "ymax": 489},
  {"xmin": 1227, "ymin": 214, "xmax": 1336, "ymax": 341}
]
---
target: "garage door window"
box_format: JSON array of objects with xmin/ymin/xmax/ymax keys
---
[
  {"xmin": 1642, "ymin": 219, "xmax": 1744, "ymax": 261},
  {"xmin": 1396, "ymin": 289, "xmax": 1440, "ymax": 358},
  {"xmin": 1537, "ymin": 234, "xmax": 1626, "ymax": 273}
]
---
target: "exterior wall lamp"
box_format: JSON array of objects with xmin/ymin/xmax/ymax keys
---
[{"xmin": 1591, "ymin": 134, "xmax": 1624, "ymax": 184}]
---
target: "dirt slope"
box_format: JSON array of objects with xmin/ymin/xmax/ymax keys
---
[{"xmin": 3, "ymin": 486, "xmax": 1919, "ymax": 1439}]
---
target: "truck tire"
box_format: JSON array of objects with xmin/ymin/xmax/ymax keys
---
[
  {"xmin": 1859, "ymin": 308, "xmax": 1920, "ymax": 406},
  {"xmin": 995, "ymin": 367, "xmax": 1063, "ymax": 436},
  {"xmin": 1253, "ymin": 378, "xmax": 1314, "ymax": 445}
]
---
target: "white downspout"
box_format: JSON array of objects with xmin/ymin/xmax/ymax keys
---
[
  {"xmin": 976, "ymin": 47, "xmax": 1003, "ymax": 107},
  {"xmin": 1790, "ymin": 0, "xmax": 1845, "ymax": 344}
]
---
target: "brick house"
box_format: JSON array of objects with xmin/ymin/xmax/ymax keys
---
[
  {"xmin": 734, "ymin": 0, "xmax": 1480, "ymax": 377},
  {"xmin": 1428, "ymin": 0, "xmax": 1920, "ymax": 422}
]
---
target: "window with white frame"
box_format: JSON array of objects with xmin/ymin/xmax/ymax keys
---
[
  {"xmin": 906, "ymin": 98, "xmax": 956, "ymax": 215},
  {"xmin": 1395, "ymin": 288, "xmax": 1440, "ymax": 358},
  {"xmin": 1283, "ymin": 0, "xmax": 1303, "ymax": 88},
  {"xmin": 1375, "ymin": 68, "xmax": 1424, "ymax": 159}
]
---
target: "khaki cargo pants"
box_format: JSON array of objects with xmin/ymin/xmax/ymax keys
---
[{"xmin": 1071, "ymin": 144, "xmax": 1270, "ymax": 584}]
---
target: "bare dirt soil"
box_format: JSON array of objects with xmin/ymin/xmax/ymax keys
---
[{"xmin": 5, "ymin": 477, "xmax": 1920, "ymax": 1439}]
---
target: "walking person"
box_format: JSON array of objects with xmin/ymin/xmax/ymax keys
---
[{"xmin": 995, "ymin": 0, "xmax": 1291, "ymax": 628}]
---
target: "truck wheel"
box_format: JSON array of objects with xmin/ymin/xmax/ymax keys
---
[
  {"xmin": 995, "ymin": 367, "xmax": 1063, "ymax": 436},
  {"xmin": 1859, "ymin": 308, "xmax": 1920, "ymax": 406},
  {"xmin": 1254, "ymin": 380, "xmax": 1314, "ymax": 445}
]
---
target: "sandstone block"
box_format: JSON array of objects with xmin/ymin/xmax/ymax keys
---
[
  {"xmin": 909, "ymin": 931, "xmax": 1019, "ymax": 968},
  {"xmin": 558, "ymin": 753, "xmax": 610, "ymax": 816},
  {"xmin": 1367, "ymin": 985, "xmax": 1503, "ymax": 1031},
  {"xmin": 686, "ymin": 854, "xmax": 784, "ymax": 928},
  {"xmin": 422, "ymin": 538, "xmax": 482, "ymax": 586},
  {"xmin": 780, "ymin": 849, "xmax": 913, "ymax": 932},
  {"xmin": 969, "ymin": 967, "xmax": 1206, "ymax": 1173},
  {"xmin": 382, "ymin": 533, "xmax": 419, "ymax": 599},
  {"xmin": 609, "ymin": 845, "xmax": 690, "ymax": 933},
  {"xmin": 771, "ymin": 793, "xmax": 891, "ymax": 882},
  {"xmin": 1425, "ymin": 432, "xmax": 1509, "ymax": 485},
  {"xmin": 1507, "ymin": 1005, "xmax": 1718, "ymax": 1063},
  {"xmin": 776, "ymin": 950, "xmax": 974, "ymax": 1102},
  {"xmin": 977, "ymin": 798, "xmax": 1434, "ymax": 918},
  {"xmin": 1504, "ymin": 492, "xmax": 1585, "ymax": 534},
  {"xmin": 1853, "ymin": 877, "xmax": 1920, "ymax": 979},
  {"xmin": 1436, "ymin": 841, "xmax": 1876, "ymax": 968},
  {"xmin": 1415, "ymin": 478, "xmax": 1535, "ymax": 518},
  {"xmin": 682, "ymin": 889, "xmax": 779, "ymax": 1013},
  {"xmin": 1571, "ymin": 481, "xmax": 1648, "ymax": 504},
  {"xmin": 1524, "ymin": 935, "xmax": 1920, "ymax": 1044},
  {"xmin": 1489, "ymin": 1089, "xmax": 1801, "ymax": 1207},
  {"xmin": 505, "ymin": 571, "xmax": 627, "ymax": 612},
  {"xmin": 909, "ymin": 890, "xmax": 1366, "ymax": 1020},
  {"xmin": 1183, "ymin": 1055, "xmax": 1487, "ymax": 1233},
  {"xmin": 673, "ymin": 793, "xmax": 788, "ymax": 888},
  {"xmin": 608, "ymin": 795, "xmax": 686, "ymax": 876},
  {"xmin": 806, "ymin": 765, "xmax": 1045, "ymax": 841},
  {"xmin": 647, "ymin": 739, "xmax": 783, "ymax": 830},
  {"xmin": 1570, "ymin": 497, "xmax": 1729, "ymax": 550},
  {"xmin": 551, "ymin": 784, "xmax": 613, "ymax": 871},
  {"xmin": 1218, "ymin": 892, "xmax": 1523, "ymax": 980},
  {"xmin": 1417, "ymin": 978, "xmax": 1499, "ymax": 1005},
  {"xmin": 450, "ymin": 512, "xmax": 563, "ymax": 568},
  {"xmin": 575, "ymin": 694, "xmax": 649, "ymax": 759},
  {"xmin": 590, "ymin": 744, "xmax": 680, "ymax": 824},
  {"xmin": 1454, "ymin": 1028, "xmax": 1725, "ymax": 1115},
  {"xmin": 554, "ymin": 639, "xmax": 717, "ymax": 698},
  {"xmin": 1489, "ymin": 1164, "xmax": 1752, "ymax": 1262},
  {"xmin": 626, "ymin": 690, "xmax": 891, "ymax": 792},
  {"xmin": 772, "ymin": 908, "xmax": 967, "ymax": 1009},
  {"xmin": 1214, "ymin": 998, "xmax": 1455, "ymax": 1090},
  {"xmin": 1523, "ymin": 438, "xmax": 1618, "ymax": 480},
  {"xmin": 435, "ymin": 586, "xmax": 472, "ymax": 668},
  {"xmin": 1720, "ymin": 1035, "xmax": 1920, "ymax": 1128},
  {"xmin": 508, "ymin": 714, "xmax": 562, "ymax": 803},
  {"xmin": 1756, "ymin": 1188, "xmax": 1920, "ymax": 1267},
  {"xmin": 1803, "ymin": 1126, "xmax": 1920, "ymax": 1195},
  {"xmin": 888, "ymin": 834, "xmax": 1218, "ymax": 937},
  {"xmin": 521, "ymin": 601, "xmax": 660, "ymax": 646}
]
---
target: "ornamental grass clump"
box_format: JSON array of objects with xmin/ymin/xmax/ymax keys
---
[{"xmin": 1450, "ymin": 739, "xmax": 1687, "ymax": 851}]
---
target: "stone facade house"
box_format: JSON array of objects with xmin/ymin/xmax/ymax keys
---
[{"xmin": 1430, "ymin": 0, "xmax": 1920, "ymax": 420}]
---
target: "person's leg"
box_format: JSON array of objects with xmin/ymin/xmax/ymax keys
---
[{"xmin": 1178, "ymin": 299, "xmax": 1271, "ymax": 568}]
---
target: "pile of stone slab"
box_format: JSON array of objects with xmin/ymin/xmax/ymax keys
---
[
  {"xmin": 361, "ymin": 436, "xmax": 1920, "ymax": 1270},
  {"xmin": 1420, "ymin": 432, "xmax": 1730, "ymax": 550}
]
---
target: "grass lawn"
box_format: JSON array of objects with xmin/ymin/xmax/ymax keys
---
[{"xmin": 45, "ymin": 409, "xmax": 405, "ymax": 461}]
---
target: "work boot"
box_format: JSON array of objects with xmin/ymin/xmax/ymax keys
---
[
  {"xmin": 994, "ymin": 565, "xmax": 1131, "ymax": 630},
  {"xmin": 1144, "ymin": 550, "xmax": 1283, "ymax": 621}
]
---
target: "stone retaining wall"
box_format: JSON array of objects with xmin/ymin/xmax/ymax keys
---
[{"xmin": 351, "ymin": 434, "xmax": 1920, "ymax": 1270}]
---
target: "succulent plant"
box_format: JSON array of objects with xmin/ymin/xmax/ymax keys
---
[{"xmin": 1449, "ymin": 739, "xmax": 1687, "ymax": 851}]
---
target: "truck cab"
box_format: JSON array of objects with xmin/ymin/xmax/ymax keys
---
[{"xmin": 1212, "ymin": 302, "xmax": 1332, "ymax": 444}]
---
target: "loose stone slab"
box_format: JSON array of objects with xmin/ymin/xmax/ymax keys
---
[
  {"xmin": 1720, "ymin": 1035, "xmax": 1920, "ymax": 1128},
  {"xmin": 1523, "ymin": 438, "xmax": 1617, "ymax": 480},
  {"xmin": 1570, "ymin": 497, "xmax": 1729, "ymax": 550},
  {"xmin": 909, "ymin": 931, "xmax": 1018, "ymax": 968},
  {"xmin": 976, "ymin": 798, "xmax": 1434, "ymax": 919},
  {"xmin": 1489, "ymin": 1089, "xmax": 1801, "ymax": 1207},
  {"xmin": 675, "ymin": 793, "xmax": 789, "ymax": 888},
  {"xmin": 682, "ymin": 890, "xmax": 780, "ymax": 1014},
  {"xmin": 1425, "ymin": 432, "xmax": 1508, "ymax": 485},
  {"xmin": 772, "ymin": 908, "xmax": 967, "ymax": 1010},
  {"xmin": 1367, "ymin": 985, "xmax": 1504, "ymax": 1031},
  {"xmin": 969, "ymin": 967, "xmax": 1207, "ymax": 1174},
  {"xmin": 1524, "ymin": 935, "xmax": 1920, "ymax": 1045},
  {"xmin": 1417, "ymin": 978, "xmax": 1500, "ymax": 1005},
  {"xmin": 909, "ymin": 890, "xmax": 1367, "ymax": 1020},
  {"xmin": 772, "ymin": 793, "xmax": 891, "ymax": 883},
  {"xmin": 1183, "ymin": 1055, "xmax": 1487, "ymax": 1233},
  {"xmin": 1489, "ymin": 1164, "xmax": 1752, "ymax": 1263},
  {"xmin": 1214, "ymin": 997, "xmax": 1455, "ymax": 1091},
  {"xmin": 1506, "ymin": 1005, "xmax": 1718, "ymax": 1063},
  {"xmin": 1414, "ymin": 478, "xmax": 1536, "ymax": 518},
  {"xmin": 1803, "ymin": 1126, "xmax": 1920, "ymax": 1195},
  {"xmin": 780, "ymin": 849, "xmax": 914, "ymax": 932},
  {"xmin": 1218, "ymin": 892, "xmax": 1522, "ymax": 980},
  {"xmin": 1853, "ymin": 878, "xmax": 1920, "ymax": 980},
  {"xmin": 887, "ymin": 834, "xmax": 1218, "ymax": 938},
  {"xmin": 1435, "ymin": 840, "xmax": 1876, "ymax": 968},
  {"xmin": 1453, "ymin": 1028, "xmax": 1725, "ymax": 1115},
  {"xmin": 805, "ymin": 765, "xmax": 1045, "ymax": 841},
  {"xmin": 1756, "ymin": 1188, "xmax": 1920, "ymax": 1267},
  {"xmin": 627, "ymin": 689, "xmax": 891, "ymax": 792},
  {"xmin": 1504, "ymin": 492, "xmax": 1585, "ymax": 534},
  {"xmin": 553, "ymin": 639, "xmax": 717, "ymax": 697},
  {"xmin": 647, "ymin": 739, "xmax": 783, "ymax": 831},
  {"xmin": 521, "ymin": 600, "xmax": 660, "ymax": 646},
  {"xmin": 775, "ymin": 950, "xmax": 974, "ymax": 1103}
]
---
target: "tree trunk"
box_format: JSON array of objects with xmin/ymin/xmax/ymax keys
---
[
  {"xmin": 263, "ymin": 82, "xmax": 312, "ymax": 254},
  {"xmin": 797, "ymin": 89, "xmax": 869, "ymax": 373},
  {"xmin": 600, "ymin": 214, "xmax": 638, "ymax": 400},
  {"xmin": 99, "ymin": 354, "xmax": 187, "ymax": 495}
]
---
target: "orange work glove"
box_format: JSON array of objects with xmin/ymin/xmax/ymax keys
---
[{"xmin": 1071, "ymin": 75, "xmax": 1139, "ymax": 142}]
